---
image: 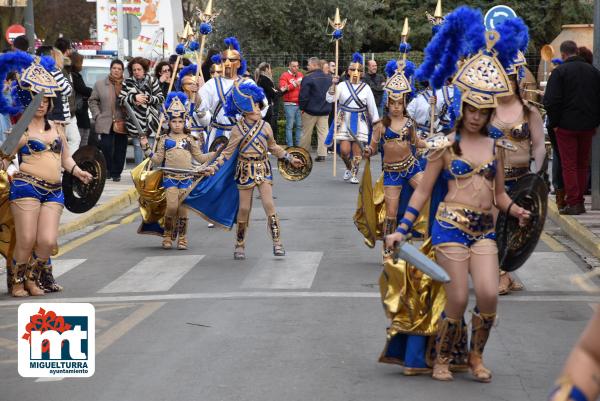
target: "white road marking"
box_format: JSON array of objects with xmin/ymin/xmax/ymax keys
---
[
  {"xmin": 52, "ymin": 259, "xmax": 87, "ymax": 278},
  {"xmin": 514, "ymin": 253, "xmax": 589, "ymax": 292},
  {"xmin": 242, "ymin": 251, "xmax": 323, "ymax": 289},
  {"xmin": 98, "ymin": 255, "xmax": 204, "ymax": 293},
  {"xmin": 0, "ymin": 292, "xmax": 598, "ymax": 306}
]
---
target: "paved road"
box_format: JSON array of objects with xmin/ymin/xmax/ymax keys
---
[{"xmin": 1, "ymin": 156, "xmax": 598, "ymax": 401}]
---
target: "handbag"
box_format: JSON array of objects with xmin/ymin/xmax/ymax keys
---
[{"xmin": 111, "ymin": 87, "xmax": 127, "ymax": 134}]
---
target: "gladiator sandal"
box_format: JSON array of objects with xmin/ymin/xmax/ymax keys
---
[
  {"xmin": 24, "ymin": 260, "xmax": 45, "ymax": 296},
  {"xmin": 234, "ymin": 221, "xmax": 248, "ymax": 260},
  {"xmin": 268, "ymin": 214, "xmax": 285, "ymax": 256},
  {"xmin": 432, "ymin": 313, "xmax": 462, "ymax": 381},
  {"xmin": 382, "ymin": 217, "xmax": 397, "ymax": 263},
  {"xmin": 37, "ymin": 258, "xmax": 63, "ymax": 293},
  {"xmin": 10, "ymin": 261, "xmax": 29, "ymax": 297},
  {"xmin": 468, "ymin": 307, "xmax": 496, "ymax": 383},
  {"xmin": 162, "ymin": 216, "xmax": 175, "ymax": 249},
  {"xmin": 498, "ymin": 271, "xmax": 511, "ymax": 295},
  {"xmin": 177, "ymin": 218, "xmax": 189, "ymax": 250}
]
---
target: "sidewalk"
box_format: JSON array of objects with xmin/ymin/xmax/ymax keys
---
[
  {"xmin": 58, "ymin": 169, "xmax": 138, "ymax": 237},
  {"xmin": 548, "ymin": 194, "xmax": 600, "ymax": 259}
]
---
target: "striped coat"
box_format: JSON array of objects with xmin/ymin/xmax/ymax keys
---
[{"xmin": 118, "ymin": 75, "xmax": 163, "ymax": 137}]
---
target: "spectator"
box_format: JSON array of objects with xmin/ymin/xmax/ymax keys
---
[
  {"xmin": 89, "ymin": 59, "xmax": 128, "ymax": 182},
  {"xmin": 279, "ymin": 60, "xmax": 303, "ymax": 147},
  {"xmin": 12, "ymin": 35, "xmax": 29, "ymax": 52},
  {"xmin": 299, "ymin": 57, "xmax": 332, "ymax": 161},
  {"xmin": 119, "ymin": 56, "xmax": 164, "ymax": 166},
  {"xmin": 579, "ymin": 46, "xmax": 593, "ymax": 65},
  {"xmin": 363, "ymin": 59, "xmax": 385, "ymax": 115},
  {"xmin": 36, "ymin": 46, "xmax": 77, "ymax": 149},
  {"xmin": 70, "ymin": 52, "xmax": 93, "ymax": 147},
  {"xmin": 329, "ymin": 61, "xmax": 336, "ymax": 75},
  {"xmin": 320, "ymin": 59, "xmax": 330, "ymax": 75},
  {"xmin": 53, "ymin": 39, "xmax": 81, "ymax": 150},
  {"xmin": 0, "ymin": 72, "xmax": 15, "ymax": 143},
  {"xmin": 255, "ymin": 62, "xmax": 279, "ymax": 140},
  {"xmin": 544, "ymin": 40, "xmax": 600, "ymax": 215},
  {"xmin": 154, "ymin": 61, "xmax": 172, "ymax": 98}
]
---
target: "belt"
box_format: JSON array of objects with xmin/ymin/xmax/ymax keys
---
[
  {"xmin": 239, "ymin": 154, "xmax": 268, "ymax": 162},
  {"xmin": 210, "ymin": 122, "xmax": 235, "ymax": 130},
  {"xmin": 13, "ymin": 172, "xmax": 62, "ymax": 191},
  {"xmin": 436, "ymin": 202, "xmax": 495, "ymax": 237},
  {"xmin": 383, "ymin": 155, "xmax": 417, "ymax": 173}
]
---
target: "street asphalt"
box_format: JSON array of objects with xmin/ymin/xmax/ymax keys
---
[{"xmin": 0, "ymin": 154, "xmax": 598, "ymax": 401}]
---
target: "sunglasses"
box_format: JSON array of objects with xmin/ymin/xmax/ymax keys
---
[{"xmin": 161, "ymin": 68, "xmax": 171, "ymax": 73}]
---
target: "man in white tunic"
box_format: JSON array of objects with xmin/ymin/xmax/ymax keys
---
[{"xmin": 325, "ymin": 52, "xmax": 379, "ymax": 184}]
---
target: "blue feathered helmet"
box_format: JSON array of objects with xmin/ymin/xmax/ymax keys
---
[
  {"xmin": 210, "ymin": 54, "xmax": 223, "ymax": 76},
  {"xmin": 221, "ymin": 37, "xmax": 246, "ymax": 78},
  {"xmin": 348, "ymin": 52, "xmax": 364, "ymax": 84},
  {"xmin": 383, "ymin": 58, "xmax": 415, "ymax": 106},
  {"xmin": 163, "ymin": 92, "xmax": 189, "ymax": 121},
  {"xmin": 176, "ymin": 64, "xmax": 198, "ymax": 91},
  {"xmin": 0, "ymin": 51, "xmax": 60, "ymax": 116},
  {"xmin": 494, "ymin": 17, "xmax": 529, "ymax": 76},
  {"xmin": 224, "ymin": 82, "xmax": 265, "ymax": 117},
  {"xmin": 417, "ymin": 6, "xmax": 513, "ymax": 118}
]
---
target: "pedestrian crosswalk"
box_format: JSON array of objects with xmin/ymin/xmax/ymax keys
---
[{"xmin": 0, "ymin": 249, "xmax": 591, "ymax": 300}]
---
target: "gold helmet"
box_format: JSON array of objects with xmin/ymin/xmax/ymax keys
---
[
  {"xmin": 347, "ymin": 52, "xmax": 364, "ymax": 84},
  {"xmin": 210, "ymin": 53, "xmax": 223, "ymax": 78},
  {"xmin": 221, "ymin": 37, "xmax": 243, "ymax": 79}
]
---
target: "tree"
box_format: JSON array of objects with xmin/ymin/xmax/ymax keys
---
[{"xmin": 32, "ymin": 0, "xmax": 96, "ymax": 44}]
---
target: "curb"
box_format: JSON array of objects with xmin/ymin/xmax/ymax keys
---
[
  {"xmin": 547, "ymin": 199, "xmax": 600, "ymax": 259},
  {"xmin": 58, "ymin": 187, "xmax": 139, "ymax": 237}
]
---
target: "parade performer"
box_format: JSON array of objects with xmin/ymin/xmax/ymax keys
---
[
  {"xmin": 177, "ymin": 63, "xmax": 209, "ymax": 150},
  {"xmin": 140, "ymin": 92, "xmax": 216, "ymax": 250},
  {"xmin": 364, "ymin": 46, "xmax": 426, "ymax": 260},
  {"xmin": 490, "ymin": 18, "xmax": 547, "ymax": 295},
  {"xmin": 362, "ymin": 27, "xmax": 452, "ymax": 375},
  {"xmin": 0, "ymin": 51, "xmax": 92, "ymax": 297},
  {"xmin": 185, "ymin": 82, "xmax": 303, "ymax": 259},
  {"xmin": 325, "ymin": 52, "xmax": 379, "ymax": 184},
  {"xmin": 198, "ymin": 37, "xmax": 266, "ymax": 152},
  {"xmin": 386, "ymin": 7, "xmax": 531, "ymax": 383}
]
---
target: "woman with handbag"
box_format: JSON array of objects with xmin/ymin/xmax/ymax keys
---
[
  {"xmin": 70, "ymin": 52, "xmax": 93, "ymax": 147},
  {"xmin": 119, "ymin": 57, "xmax": 164, "ymax": 166},
  {"xmin": 89, "ymin": 59, "xmax": 128, "ymax": 182}
]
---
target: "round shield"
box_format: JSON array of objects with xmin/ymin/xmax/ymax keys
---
[
  {"xmin": 62, "ymin": 145, "xmax": 107, "ymax": 214},
  {"xmin": 209, "ymin": 136, "xmax": 228, "ymax": 153},
  {"xmin": 278, "ymin": 146, "xmax": 312, "ymax": 181},
  {"xmin": 496, "ymin": 173, "xmax": 548, "ymax": 272}
]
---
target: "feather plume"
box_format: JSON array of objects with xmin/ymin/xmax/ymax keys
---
[
  {"xmin": 238, "ymin": 59, "xmax": 247, "ymax": 75},
  {"xmin": 165, "ymin": 91, "xmax": 188, "ymax": 111},
  {"xmin": 551, "ymin": 58, "xmax": 563, "ymax": 65},
  {"xmin": 176, "ymin": 43, "xmax": 186, "ymax": 55},
  {"xmin": 211, "ymin": 54, "xmax": 222, "ymax": 64},
  {"xmin": 351, "ymin": 52, "xmax": 363, "ymax": 65},
  {"xmin": 495, "ymin": 18, "xmax": 528, "ymax": 70},
  {"xmin": 0, "ymin": 51, "xmax": 35, "ymax": 115},
  {"xmin": 399, "ymin": 42, "xmax": 411, "ymax": 54},
  {"xmin": 189, "ymin": 41, "xmax": 200, "ymax": 51},
  {"xmin": 176, "ymin": 64, "xmax": 197, "ymax": 91},
  {"xmin": 416, "ymin": 6, "xmax": 485, "ymax": 90},
  {"xmin": 384, "ymin": 60, "xmax": 397, "ymax": 78},
  {"xmin": 224, "ymin": 37, "xmax": 241, "ymax": 53},
  {"xmin": 224, "ymin": 82, "xmax": 265, "ymax": 117}
]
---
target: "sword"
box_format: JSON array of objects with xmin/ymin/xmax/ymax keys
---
[
  {"xmin": 123, "ymin": 101, "xmax": 145, "ymax": 137},
  {"xmin": 0, "ymin": 92, "xmax": 44, "ymax": 160},
  {"xmin": 391, "ymin": 238, "xmax": 451, "ymax": 283}
]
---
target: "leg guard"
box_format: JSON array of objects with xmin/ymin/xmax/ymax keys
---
[
  {"xmin": 432, "ymin": 313, "xmax": 462, "ymax": 381},
  {"xmin": 10, "ymin": 261, "xmax": 28, "ymax": 297},
  {"xmin": 234, "ymin": 221, "xmax": 248, "ymax": 260},
  {"xmin": 162, "ymin": 216, "xmax": 175, "ymax": 249},
  {"xmin": 351, "ymin": 156, "xmax": 362, "ymax": 178},
  {"xmin": 37, "ymin": 258, "xmax": 63, "ymax": 293},
  {"xmin": 468, "ymin": 307, "xmax": 496, "ymax": 383},
  {"xmin": 177, "ymin": 217, "xmax": 188, "ymax": 250},
  {"xmin": 382, "ymin": 216, "xmax": 397, "ymax": 258},
  {"xmin": 268, "ymin": 214, "xmax": 285, "ymax": 256}
]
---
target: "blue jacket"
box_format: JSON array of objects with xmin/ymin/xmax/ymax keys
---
[{"xmin": 299, "ymin": 70, "xmax": 332, "ymax": 116}]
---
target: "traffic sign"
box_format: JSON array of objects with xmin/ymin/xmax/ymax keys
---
[
  {"xmin": 484, "ymin": 5, "xmax": 517, "ymax": 31},
  {"xmin": 5, "ymin": 24, "xmax": 26, "ymax": 44},
  {"xmin": 124, "ymin": 14, "xmax": 142, "ymax": 40}
]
